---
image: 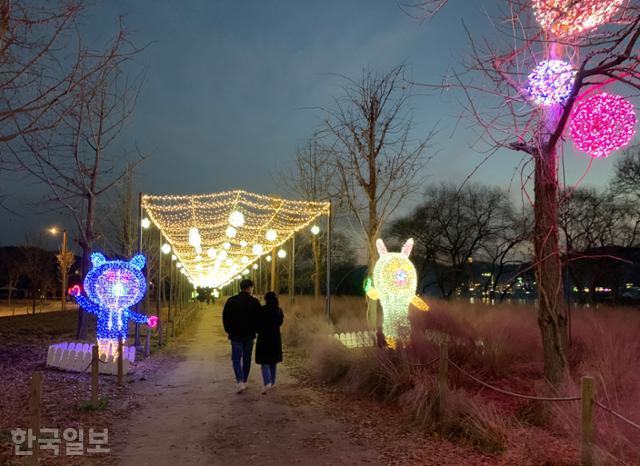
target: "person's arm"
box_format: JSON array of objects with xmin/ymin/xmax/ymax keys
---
[
  {"xmin": 125, "ymin": 309, "xmax": 158, "ymax": 328},
  {"xmin": 222, "ymin": 298, "xmax": 231, "ymax": 334},
  {"xmin": 252, "ymin": 300, "xmax": 262, "ymax": 334}
]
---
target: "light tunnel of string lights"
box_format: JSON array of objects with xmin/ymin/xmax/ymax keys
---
[{"xmin": 141, "ymin": 190, "xmax": 330, "ymax": 289}]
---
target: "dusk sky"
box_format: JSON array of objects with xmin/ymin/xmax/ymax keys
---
[{"xmin": 0, "ymin": 0, "xmax": 626, "ymax": 246}]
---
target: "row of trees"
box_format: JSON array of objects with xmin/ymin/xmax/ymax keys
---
[
  {"xmin": 0, "ymin": 1, "xmax": 146, "ymax": 338},
  {"xmin": 387, "ymin": 145, "xmax": 640, "ymax": 303},
  {"xmin": 0, "ymin": 241, "xmax": 72, "ymax": 313}
]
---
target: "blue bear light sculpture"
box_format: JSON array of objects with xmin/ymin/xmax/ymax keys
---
[{"xmin": 70, "ymin": 252, "xmax": 157, "ymax": 356}]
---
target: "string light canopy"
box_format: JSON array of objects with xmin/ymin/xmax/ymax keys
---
[
  {"xmin": 532, "ymin": 0, "xmax": 625, "ymax": 37},
  {"xmin": 141, "ymin": 190, "xmax": 330, "ymax": 288},
  {"xmin": 570, "ymin": 92, "xmax": 636, "ymax": 159}
]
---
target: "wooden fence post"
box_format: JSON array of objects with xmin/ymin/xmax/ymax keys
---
[
  {"xmin": 91, "ymin": 345, "xmax": 99, "ymax": 408},
  {"xmin": 27, "ymin": 371, "xmax": 43, "ymax": 465},
  {"xmin": 117, "ymin": 339, "xmax": 124, "ymax": 386},
  {"xmin": 438, "ymin": 341, "xmax": 448, "ymax": 419},
  {"xmin": 581, "ymin": 376, "xmax": 595, "ymax": 466}
]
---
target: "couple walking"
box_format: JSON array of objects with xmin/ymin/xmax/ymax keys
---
[{"xmin": 222, "ymin": 279, "xmax": 284, "ymax": 394}]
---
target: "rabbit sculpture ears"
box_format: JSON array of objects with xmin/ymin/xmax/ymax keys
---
[{"xmin": 376, "ymin": 238, "xmax": 414, "ymax": 257}]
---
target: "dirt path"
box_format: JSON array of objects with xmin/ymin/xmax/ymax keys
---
[{"xmin": 113, "ymin": 304, "xmax": 382, "ymax": 466}]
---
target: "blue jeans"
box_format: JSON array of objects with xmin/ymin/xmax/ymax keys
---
[
  {"xmin": 261, "ymin": 364, "xmax": 277, "ymax": 386},
  {"xmin": 231, "ymin": 339, "xmax": 254, "ymax": 383}
]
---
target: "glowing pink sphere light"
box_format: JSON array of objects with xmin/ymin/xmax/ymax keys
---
[
  {"xmin": 570, "ymin": 93, "xmax": 636, "ymax": 159},
  {"xmin": 527, "ymin": 60, "xmax": 575, "ymax": 106}
]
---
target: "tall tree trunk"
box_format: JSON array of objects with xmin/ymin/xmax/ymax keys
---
[
  {"xmin": 534, "ymin": 144, "xmax": 568, "ymax": 385},
  {"xmin": 77, "ymin": 194, "xmax": 96, "ymax": 340},
  {"xmin": 367, "ymin": 208, "xmax": 380, "ymax": 330}
]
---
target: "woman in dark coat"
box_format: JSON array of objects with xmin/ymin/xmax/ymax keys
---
[{"xmin": 256, "ymin": 292, "xmax": 284, "ymax": 393}]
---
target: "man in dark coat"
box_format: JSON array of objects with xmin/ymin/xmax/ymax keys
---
[{"xmin": 222, "ymin": 279, "xmax": 261, "ymax": 393}]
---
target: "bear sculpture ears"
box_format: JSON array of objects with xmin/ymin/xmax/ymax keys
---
[{"xmin": 90, "ymin": 252, "xmax": 146, "ymax": 270}]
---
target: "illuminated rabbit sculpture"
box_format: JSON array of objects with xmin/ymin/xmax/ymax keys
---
[
  {"xmin": 69, "ymin": 252, "xmax": 157, "ymax": 356},
  {"xmin": 366, "ymin": 238, "xmax": 429, "ymax": 345}
]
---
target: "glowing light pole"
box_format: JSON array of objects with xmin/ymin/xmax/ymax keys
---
[{"xmin": 49, "ymin": 227, "xmax": 71, "ymax": 311}]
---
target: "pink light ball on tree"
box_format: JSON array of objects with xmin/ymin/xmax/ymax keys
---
[
  {"xmin": 532, "ymin": 0, "xmax": 625, "ymax": 37},
  {"xmin": 527, "ymin": 60, "xmax": 575, "ymax": 106},
  {"xmin": 570, "ymin": 93, "xmax": 636, "ymax": 159}
]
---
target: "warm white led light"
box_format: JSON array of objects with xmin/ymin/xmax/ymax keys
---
[
  {"xmin": 161, "ymin": 243, "xmax": 171, "ymax": 254},
  {"xmin": 225, "ymin": 226, "xmax": 237, "ymax": 238}
]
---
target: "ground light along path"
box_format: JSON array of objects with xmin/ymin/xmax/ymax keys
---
[{"xmin": 113, "ymin": 303, "xmax": 381, "ymax": 465}]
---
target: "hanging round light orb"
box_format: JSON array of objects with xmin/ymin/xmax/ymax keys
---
[
  {"xmin": 228, "ymin": 210, "xmax": 245, "ymax": 228},
  {"xmin": 277, "ymin": 249, "xmax": 287, "ymax": 259},
  {"xmin": 207, "ymin": 248, "xmax": 217, "ymax": 259},
  {"xmin": 239, "ymin": 240, "xmax": 248, "ymax": 247},
  {"xmin": 176, "ymin": 262, "xmax": 182, "ymax": 269},
  {"xmin": 310, "ymin": 225, "xmax": 320, "ymax": 235},
  {"xmin": 532, "ymin": 0, "xmax": 625, "ymax": 37},
  {"xmin": 225, "ymin": 226, "xmax": 237, "ymax": 238},
  {"xmin": 265, "ymin": 255, "xmax": 272, "ymax": 262},
  {"xmin": 265, "ymin": 229, "xmax": 277, "ymax": 241},
  {"xmin": 252, "ymin": 244, "xmax": 264, "ymax": 255},
  {"xmin": 171, "ymin": 254, "xmax": 177, "ymax": 261},
  {"xmin": 527, "ymin": 60, "xmax": 575, "ymax": 106},
  {"xmin": 223, "ymin": 242, "xmax": 231, "ymax": 250},
  {"xmin": 570, "ymin": 93, "xmax": 636, "ymax": 159},
  {"xmin": 252, "ymin": 263, "xmax": 259, "ymax": 270},
  {"xmin": 188, "ymin": 227, "xmax": 200, "ymax": 246},
  {"xmin": 161, "ymin": 243, "xmax": 171, "ymax": 255},
  {"xmin": 242, "ymin": 269, "xmax": 250, "ymax": 275},
  {"xmin": 141, "ymin": 218, "xmax": 151, "ymax": 229},
  {"xmin": 241, "ymin": 256, "xmax": 249, "ymax": 264}
]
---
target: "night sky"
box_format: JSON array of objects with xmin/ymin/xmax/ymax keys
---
[{"xmin": 0, "ymin": 0, "xmax": 625, "ymax": 247}]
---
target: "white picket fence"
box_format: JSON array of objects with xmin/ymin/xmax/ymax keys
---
[
  {"xmin": 333, "ymin": 331, "xmax": 377, "ymax": 348},
  {"xmin": 46, "ymin": 342, "xmax": 136, "ymax": 375}
]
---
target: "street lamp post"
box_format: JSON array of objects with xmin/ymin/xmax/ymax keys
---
[{"xmin": 49, "ymin": 227, "xmax": 71, "ymax": 311}]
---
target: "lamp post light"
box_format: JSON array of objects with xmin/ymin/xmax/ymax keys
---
[{"xmin": 49, "ymin": 227, "xmax": 70, "ymax": 311}]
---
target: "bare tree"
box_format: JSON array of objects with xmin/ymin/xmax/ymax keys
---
[
  {"xmin": 0, "ymin": 1, "xmax": 119, "ymax": 163},
  {"xmin": 613, "ymin": 146, "xmax": 640, "ymax": 198},
  {"xmin": 319, "ymin": 65, "xmax": 434, "ymax": 328},
  {"xmin": 480, "ymin": 206, "xmax": 532, "ymax": 301},
  {"xmin": 0, "ymin": 246, "xmax": 24, "ymax": 311},
  {"xmin": 390, "ymin": 183, "xmax": 511, "ymax": 298},
  {"xmin": 411, "ymin": 1, "xmax": 640, "ymax": 383},
  {"xmin": 278, "ymin": 137, "xmax": 334, "ymax": 300},
  {"xmin": 105, "ymin": 163, "xmax": 136, "ymax": 257},
  {"xmin": 15, "ymin": 27, "xmax": 146, "ymax": 338},
  {"xmin": 559, "ymin": 186, "xmax": 639, "ymax": 302},
  {"xmin": 21, "ymin": 235, "xmax": 54, "ymax": 314}
]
